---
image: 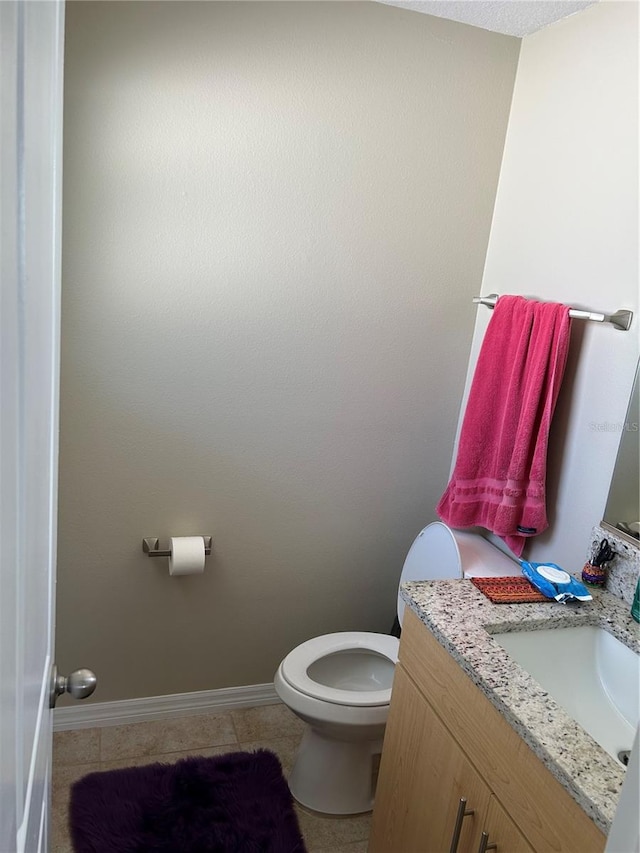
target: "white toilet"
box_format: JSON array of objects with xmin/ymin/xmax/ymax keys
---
[{"xmin": 274, "ymin": 522, "xmax": 518, "ymax": 815}]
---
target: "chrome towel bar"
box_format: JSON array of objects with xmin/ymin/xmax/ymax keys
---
[{"xmin": 473, "ymin": 293, "xmax": 633, "ymax": 331}]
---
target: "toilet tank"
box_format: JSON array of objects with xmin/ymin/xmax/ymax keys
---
[{"xmin": 397, "ymin": 522, "xmax": 518, "ymax": 626}]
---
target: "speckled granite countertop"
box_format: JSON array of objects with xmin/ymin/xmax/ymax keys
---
[{"xmin": 400, "ymin": 579, "xmax": 640, "ymax": 835}]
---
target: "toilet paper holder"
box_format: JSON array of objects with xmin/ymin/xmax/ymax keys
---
[{"xmin": 142, "ymin": 536, "xmax": 213, "ymax": 558}]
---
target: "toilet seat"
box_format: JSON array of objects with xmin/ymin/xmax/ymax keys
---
[{"xmin": 280, "ymin": 631, "xmax": 399, "ymax": 707}]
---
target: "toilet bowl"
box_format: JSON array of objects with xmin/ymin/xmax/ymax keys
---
[{"xmin": 274, "ymin": 522, "xmax": 518, "ymax": 815}]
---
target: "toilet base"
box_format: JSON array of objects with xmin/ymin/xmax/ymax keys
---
[{"xmin": 288, "ymin": 726, "xmax": 383, "ymax": 815}]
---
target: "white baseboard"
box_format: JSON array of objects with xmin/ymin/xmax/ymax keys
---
[{"xmin": 53, "ymin": 683, "xmax": 281, "ymax": 731}]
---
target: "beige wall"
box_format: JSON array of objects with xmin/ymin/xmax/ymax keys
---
[
  {"xmin": 457, "ymin": 0, "xmax": 639, "ymax": 571},
  {"xmin": 56, "ymin": 1, "xmax": 519, "ymax": 702}
]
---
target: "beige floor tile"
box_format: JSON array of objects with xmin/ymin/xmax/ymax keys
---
[
  {"xmin": 238, "ymin": 735, "xmax": 303, "ymax": 774},
  {"xmin": 231, "ymin": 701, "xmax": 305, "ymax": 741},
  {"xmin": 51, "ymin": 841, "xmax": 75, "ymax": 853},
  {"xmin": 99, "ymin": 712, "xmax": 237, "ymax": 761},
  {"xmin": 53, "ymin": 728, "xmax": 100, "ymax": 767},
  {"xmin": 295, "ymin": 805, "xmax": 372, "ymax": 850},
  {"xmin": 311, "ymin": 843, "xmax": 369, "ymax": 853},
  {"xmin": 51, "ymin": 762, "xmax": 100, "ymax": 853},
  {"xmin": 100, "ymin": 743, "xmax": 235, "ymax": 772}
]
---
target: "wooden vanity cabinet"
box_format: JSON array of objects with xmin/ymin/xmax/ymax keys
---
[
  {"xmin": 369, "ymin": 665, "xmax": 532, "ymax": 853},
  {"xmin": 369, "ymin": 608, "xmax": 606, "ymax": 853}
]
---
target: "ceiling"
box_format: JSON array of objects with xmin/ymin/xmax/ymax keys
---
[{"xmin": 375, "ymin": 1, "xmax": 598, "ymax": 37}]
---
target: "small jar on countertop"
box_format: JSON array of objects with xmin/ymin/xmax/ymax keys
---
[
  {"xmin": 582, "ymin": 538, "xmax": 616, "ymax": 588},
  {"xmin": 581, "ymin": 561, "xmax": 607, "ymax": 587}
]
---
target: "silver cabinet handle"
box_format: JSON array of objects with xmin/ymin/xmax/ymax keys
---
[
  {"xmin": 449, "ymin": 797, "xmax": 475, "ymax": 853},
  {"xmin": 477, "ymin": 831, "xmax": 498, "ymax": 853}
]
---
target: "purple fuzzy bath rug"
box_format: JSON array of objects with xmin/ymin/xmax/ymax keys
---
[{"xmin": 69, "ymin": 749, "xmax": 307, "ymax": 852}]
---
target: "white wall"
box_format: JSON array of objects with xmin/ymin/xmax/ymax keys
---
[
  {"xmin": 457, "ymin": 0, "xmax": 639, "ymax": 571},
  {"xmin": 57, "ymin": 1, "xmax": 519, "ymax": 701}
]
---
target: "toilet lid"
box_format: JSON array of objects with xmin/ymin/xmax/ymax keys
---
[
  {"xmin": 280, "ymin": 632, "xmax": 399, "ymax": 707},
  {"xmin": 397, "ymin": 522, "xmax": 462, "ymax": 626}
]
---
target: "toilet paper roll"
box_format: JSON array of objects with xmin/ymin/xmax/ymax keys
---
[{"xmin": 169, "ymin": 536, "xmax": 205, "ymax": 576}]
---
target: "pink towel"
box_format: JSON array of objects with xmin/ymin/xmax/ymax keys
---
[{"xmin": 437, "ymin": 295, "xmax": 571, "ymax": 556}]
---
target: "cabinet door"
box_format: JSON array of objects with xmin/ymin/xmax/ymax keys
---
[
  {"xmin": 478, "ymin": 796, "xmax": 534, "ymax": 853},
  {"xmin": 369, "ymin": 665, "xmax": 491, "ymax": 853}
]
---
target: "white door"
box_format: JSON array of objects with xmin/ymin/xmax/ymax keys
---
[{"xmin": 0, "ymin": 1, "xmax": 65, "ymax": 850}]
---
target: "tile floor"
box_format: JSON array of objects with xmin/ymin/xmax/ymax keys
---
[{"xmin": 52, "ymin": 702, "xmax": 371, "ymax": 853}]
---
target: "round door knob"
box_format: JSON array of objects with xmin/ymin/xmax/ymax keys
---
[
  {"xmin": 49, "ymin": 665, "xmax": 97, "ymax": 708},
  {"xmin": 65, "ymin": 668, "xmax": 97, "ymax": 699}
]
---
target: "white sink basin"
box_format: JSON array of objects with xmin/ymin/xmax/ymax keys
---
[{"xmin": 492, "ymin": 626, "xmax": 639, "ymax": 768}]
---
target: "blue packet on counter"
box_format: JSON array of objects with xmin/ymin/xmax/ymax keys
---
[{"xmin": 520, "ymin": 561, "xmax": 593, "ymax": 603}]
